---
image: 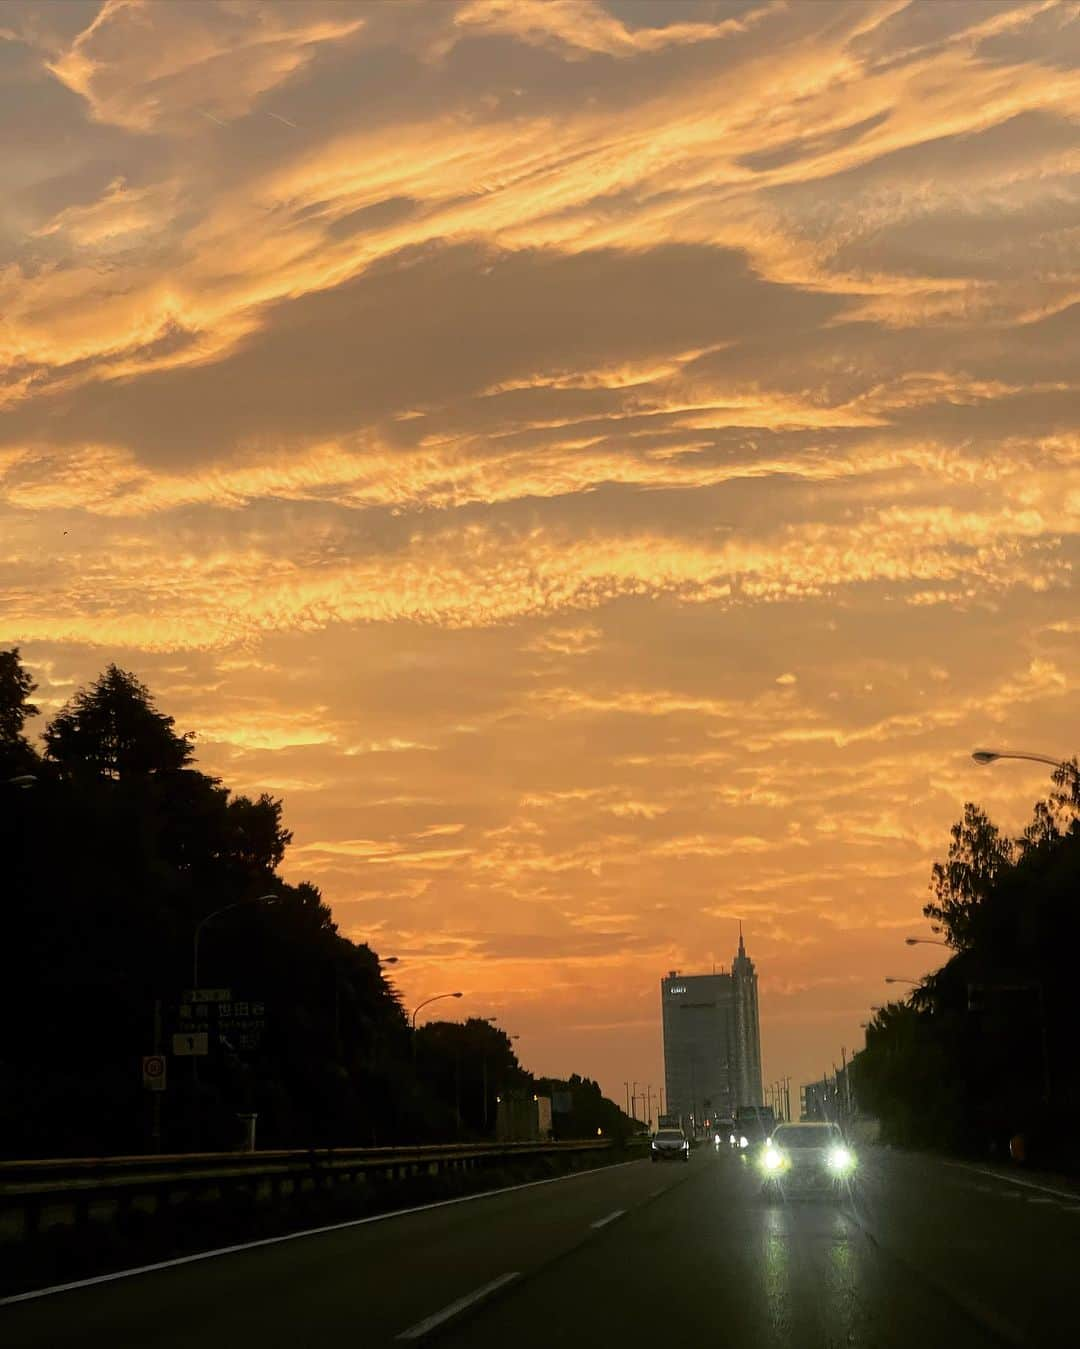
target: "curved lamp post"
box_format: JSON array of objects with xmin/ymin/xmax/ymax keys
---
[
  {"xmin": 410, "ymin": 991, "xmax": 463, "ymax": 1068},
  {"xmin": 189, "ymin": 891, "xmax": 279, "ymax": 1146},
  {"xmin": 193, "ymin": 893, "xmax": 280, "ymax": 989},
  {"xmin": 905, "ymin": 937, "xmax": 948, "ymax": 947},
  {"xmin": 884, "ymin": 977, "xmax": 920, "ymax": 987},
  {"xmin": 972, "ymin": 749, "xmax": 1072, "ymax": 771},
  {"xmin": 410, "ymin": 991, "xmax": 464, "ymax": 1030}
]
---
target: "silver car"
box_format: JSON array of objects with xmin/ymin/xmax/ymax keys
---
[
  {"xmin": 758, "ymin": 1122, "xmax": 856, "ymax": 1196},
  {"xmin": 650, "ymin": 1128, "xmax": 691, "ymax": 1162}
]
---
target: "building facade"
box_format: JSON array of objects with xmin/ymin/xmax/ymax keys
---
[{"xmin": 660, "ymin": 930, "xmax": 763, "ymax": 1129}]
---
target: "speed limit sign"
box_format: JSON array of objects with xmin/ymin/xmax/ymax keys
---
[{"xmin": 142, "ymin": 1054, "xmax": 167, "ymax": 1091}]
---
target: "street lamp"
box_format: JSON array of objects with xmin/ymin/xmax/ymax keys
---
[
  {"xmin": 905, "ymin": 937, "xmax": 948, "ymax": 947},
  {"xmin": 5, "ymin": 774, "xmax": 36, "ymax": 789},
  {"xmin": 972, "ymin": 749, "xmax": 1068, "ymax": 770},
  {"xmin": 193, "ymin": 893, "xmax": 280, "ymax": 990},
  {"xmin": 189, "ymin": 891, "xmax": 279, "ymax": 1148},
  {"xmin": 885, "ymin": 977, "xmax": 920, "ymax": 986},
  {"xmin": 410, "ymin": 991, "xmax": 464, "ymax": 1031},
  {"xmin": 410, "ymin": 991, "xmax": 464, "ymax": 1068}
]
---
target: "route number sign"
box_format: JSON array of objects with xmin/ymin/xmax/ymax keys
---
[{"xmin": 172, "ymin": 1032, "xmax": 209, "ymax": 1057}]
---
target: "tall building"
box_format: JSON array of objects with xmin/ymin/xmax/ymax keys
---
[{"xmin": 660, "ymin": 928, "xmax": 763, "ymax": 1128}]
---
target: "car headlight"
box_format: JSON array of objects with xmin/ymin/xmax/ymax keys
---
[
  {"xmin": 739, "ymin": 1135, "xmax": 749, "ymax": 1148},
  {"xmin": 827, "ymin": 1146, "xmax": 854, "ymax": 1173},
  {"xmin": 761, "ymin": 1147, "xmax": 785, "ymax": 1173},
  {"xmin": 729, "ymin": 1133, "xmax": 736, "ymax": 1144}
]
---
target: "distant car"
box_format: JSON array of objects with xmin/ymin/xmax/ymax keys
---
[
  {"xmin": 651, "ymin": 1128, "xmax": 691, "ymax": 1162},
  {"xmin": 713, "ymin": 1117, "xmax": 736, "ymax": 1147},
  {"xmin": 732, "ymin": 1105, "xmax": 775, "ymax": 1152},
  {"xmin": 758, "ymin": 1122, "xmax": 856, "ymax": 1196},
  {"xmin": 730, "ymin": 1120, "xmax": 768, "ymax": 1152}
]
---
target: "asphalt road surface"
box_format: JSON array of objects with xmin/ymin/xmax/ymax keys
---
[{"xmin": 4, "ymin": 1144, "xmax": 1080, "ymax": 1347}]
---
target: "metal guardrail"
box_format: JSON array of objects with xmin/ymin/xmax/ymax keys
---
[{"xmin": 0, "ymin": 1140, "xmax": 612, "ymax": 1243}]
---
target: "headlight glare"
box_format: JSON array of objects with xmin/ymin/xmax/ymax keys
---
[
  {"xmin": 827, "ymin": 1146, "xmax": 854, "ymax": 1172},
  {"xmin": 739, "ymin": 1135, "xmax": 749, "ymax": 1148},
  {"xmin": 762, "ymin": 1147, "xmax": 784, "ymax": 1173}
]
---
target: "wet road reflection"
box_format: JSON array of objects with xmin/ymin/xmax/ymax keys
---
[{"xmin": 439, "ymin": 1147, "xmax": 999, "ymax": 1348}]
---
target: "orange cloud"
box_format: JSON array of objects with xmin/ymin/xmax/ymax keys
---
[{"xmin": 5, "ymin": 0, "xmax": 1080, "ymax": 1101}]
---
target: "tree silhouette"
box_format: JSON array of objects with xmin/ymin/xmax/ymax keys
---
[
  {"xmin": 4, "ymin": 655, "xmax": 638, "ymax": 1157},
  {"xmin": 860, "ymin": 786, "xmax": 1080, "ymax": 1165},
  {"xmin": 0, "ymin": 648, "xmax": 40, "ymax": 777},
  {"xmin": 923, "ymin": 803, "xmax": 1015, "ymax": 948},
  {"xmin": 44, "ymin": 665, "xmax": 194, "ymax": 779}
]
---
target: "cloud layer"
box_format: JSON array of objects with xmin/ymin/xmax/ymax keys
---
[{"xmin": 3, "ymin": 0, "xmax": 1078, "ymax": 1098}]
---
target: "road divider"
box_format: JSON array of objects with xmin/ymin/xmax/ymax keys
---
[
  {"xmin": 2, "ymin": 1162, "xmax": 653, "ymax": 1308},
  {"xmin": 0, "ymin": 1139, "xmax": 626, "ymax": 1300},
  {"xmin": 0, "ymin": 1139, "xmax": 612, "ymax": 1248}
]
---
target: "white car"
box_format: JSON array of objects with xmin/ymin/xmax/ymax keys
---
[
  {"xmin": 758, "ymin": 1122, "xmax": 856, "ymax": 1196},
  {"xmin": 650, "ymin": 1128, "xmax": 691, "ymax": 1162}
]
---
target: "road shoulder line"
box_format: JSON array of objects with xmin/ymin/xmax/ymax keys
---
[
  {"xmin": 941, "ymin": 1160, "xmax": 1080, "ymax": 1204},
  {"xmin": 396, "ymin": 1272, "xmax": 520, "ymax": 1341},
  {"xmin": 589, "ymin": 1209, "xmax": 624, "ymax": 1229}
]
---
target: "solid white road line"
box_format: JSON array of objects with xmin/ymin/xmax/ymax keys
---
[
  {"xmin": 944, "ymin": 1161, "xmax": 1080, "ymax": 1204},
  {"xmin": 0, "ymin": 1160, "xmax": 644, "ymax": 1307},
  {"xmin": 395, "ymin": 1272, "xmax": 520, "ymax": 1341},
  {"xmin": 590, "ymin": 1209, "xmax": 625, "ymax": 1229}
]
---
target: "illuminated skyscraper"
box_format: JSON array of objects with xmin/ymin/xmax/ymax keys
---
[{"xmin": 660, "ymin": 928, "xmax": 762, "ymax": 1127}]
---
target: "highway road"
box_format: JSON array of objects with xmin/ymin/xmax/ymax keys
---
[{"xmin": 4, "ymin": 1144, "xmax": 1079, "ymax": 1346}]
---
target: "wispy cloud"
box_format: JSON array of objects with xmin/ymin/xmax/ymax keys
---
[{"xmin": 3, "ymin": 0, "xmax": 1078, "ymax": 1100}]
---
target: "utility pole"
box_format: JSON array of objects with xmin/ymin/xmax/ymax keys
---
[
  {"xmin": 841, "ymin": 1046, "xmax": 850, "ymax": 1117},
  {"xmin": 646, "ymin": 1084, "xmax": 653, "ymax": 1128},
  {"xmin": 151, "ymin": 999, "xmax": 163, "ymax": 1153},
  {"xmin": 624, "ymin": 1081, "xmax": 631, "ymax": 1117},
  {"xmin": 632, "ymin": 1081, "xmax": 638, "ymax": 1121},
  {"xmin": 455, "ymin": 1045, "xmax": 462, "ymax": 1139}
]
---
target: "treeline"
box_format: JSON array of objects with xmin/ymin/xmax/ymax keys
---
[
  {"xmin": 0, "ymin": 651, "xmax": 631, "ymax": 1157},
  {"xmin": 853, "ymin": 766, "xmax": 1080, "ymax": 1167}
]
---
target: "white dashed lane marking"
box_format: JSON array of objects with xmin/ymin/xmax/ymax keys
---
[{"xmin": 396, "ymin": 1273, "xmax": 520, "ymax": 1341}]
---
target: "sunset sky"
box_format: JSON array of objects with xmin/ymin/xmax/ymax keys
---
[{"xmin": 3, "ymin": 0, "xmax": 1078, "ymax": 1107}]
